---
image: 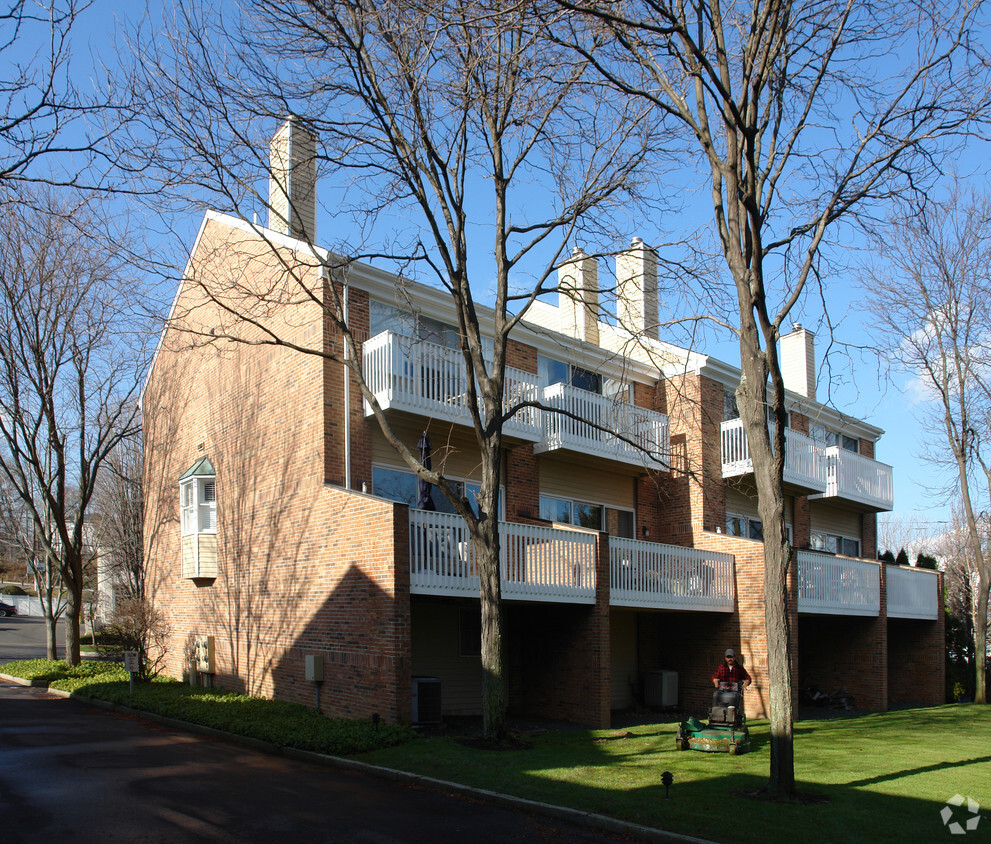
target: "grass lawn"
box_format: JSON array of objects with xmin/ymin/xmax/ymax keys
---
[{"xmin": 357, "ymin": 706, "xmax": 991, "ymax": 843}]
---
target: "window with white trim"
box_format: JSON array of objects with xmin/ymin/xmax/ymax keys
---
[{"xmin": 179, "ymin": 458, "xmax": 216, "ymax": 537}]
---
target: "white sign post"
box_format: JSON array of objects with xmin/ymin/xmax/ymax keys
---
[{"xmin": 124, "ymin": 650, "xmax": 140, "ymax": 694}]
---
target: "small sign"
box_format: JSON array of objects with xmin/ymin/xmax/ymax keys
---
[{"xmin": 124, "ymin": 651, "xmax": 140, "ymax": 673}]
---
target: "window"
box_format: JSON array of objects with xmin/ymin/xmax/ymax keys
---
[
  {"xmin": 372, "ymin": 465, "xmax": 502, "ymax": 518},
  {"xmin": 179, "ymin": 457, "xmax": 216, "ymax": 537},
  {"xmin": 841, "ymin": 434, "xmax": 859, "ymax": 453},
  {"xmin": 726, "ymin": 513, "xmax": 763, "ymax": 540},
  {"xmin": 810, "ymin": 423, "xmax": 838, "ymax": 447},
  {"xmin": 540, "ymin": 495, "xmax": 633, "ymax": 536},
  {"xmin": 810, "ymin": 531, "xmax": 860, "ymax": 557},
  {"xmin": 538, "ymin": 354, "xmax": 621, "ymax": 396}
]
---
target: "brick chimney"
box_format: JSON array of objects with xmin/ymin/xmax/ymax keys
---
[
  {"xmin": 616, "ymin": 236, "xmax": 659, "ymax": 340},
  {"xmin": 780, "ymin": 323, "xmax": 816, "ymax": 400},
  {"xmin": 558, "ymin": 247, "xmax": 599, "ymax": 345},
  {"xmin": 268, "ymin": 116, "xmax": 317, "ymax": 242}
]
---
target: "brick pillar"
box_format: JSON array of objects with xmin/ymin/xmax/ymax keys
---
[
  {"xmin": 588, "ymin": 531, "xmax": 612, "ymax": 728},
  {"xmin": 505, "ymin": 444, "xmax": 540, "ymax": 522},
  {"xmin": 875, "ymin": 563, "xmax": 889, "ymax": 711},
  {"xmin": 862, "ymin": 512, "xmax": 877, "ymax": 560},
  {"xmin": 392, "ymin": 501, "xmax": 412, "ymax": 722}
]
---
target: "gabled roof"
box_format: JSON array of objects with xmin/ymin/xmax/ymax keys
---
[{"xmin": 179, "ymin": 456, "xmax": 215, "ymax": 480}]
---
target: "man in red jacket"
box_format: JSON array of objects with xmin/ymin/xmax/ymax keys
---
[{"xmin": 712, "ymin": 648, "xmax": 752, "ymax": 688}]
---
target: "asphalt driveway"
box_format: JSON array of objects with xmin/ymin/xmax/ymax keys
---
[{"xmin": 0, "ymin": 681, "xmax": 650, "ymax": 843}]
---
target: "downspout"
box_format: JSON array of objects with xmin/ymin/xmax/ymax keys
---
[{"xmin": 343, "ymin": 271, "xmax": 351, "ymax": 490}]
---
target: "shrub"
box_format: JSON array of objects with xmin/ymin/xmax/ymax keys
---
[
  {"xmin": 104, "ymin": 599, "xmax": 170, "ymax": 679},
  {"xmin": 0, "ymin": 585, "xmax": 27, "ymax": 595}
]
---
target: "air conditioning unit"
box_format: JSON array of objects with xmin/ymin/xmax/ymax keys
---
[
  {"xmin": 411, "ymin": 676, "xmax": 442, "ymax": 725},
  {"xmin": 643, "ymin": 670, "xmax": 678, "ymax": 708}
]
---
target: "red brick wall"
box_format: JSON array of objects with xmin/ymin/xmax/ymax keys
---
[{"xmin": 144, "ymin": 218, "xmax": 412, "ymax": 723}]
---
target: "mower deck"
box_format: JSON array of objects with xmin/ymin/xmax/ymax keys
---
[{"xmin": 677, "ymin": 725, "xmax": 750, "ymax": 754}]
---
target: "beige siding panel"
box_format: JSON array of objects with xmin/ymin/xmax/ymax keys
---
[
  {"xmin": 725, "ymin": 487, "xmax": 759, "ymax": 520},
  {"xmin": 410, "ymin": 601, "xmax": 483, "ymax": 716},
  {"xmin": 610, "ymin": 610, "xmax": 638, "ymax": 709},
  {"xmin": 181, "ymin": 536, "xmax": 194, "ymax": 579},
  {"xmin": 198, "ymin": 535, "xmax": 218, "ymax": 578},
  {"xmin": 810, "ymin": 504, "xmax": 861, "ymax": 538},
  {"xmin": 370, "ymin": 421, "xmax": 485, "ymax": 482},
  {"xmin": 540, "ymin": 460, "xmax": 634, "ymax": 509}
]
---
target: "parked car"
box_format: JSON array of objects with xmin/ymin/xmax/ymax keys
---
[{"xmin": 0, "ymin": 600, "xmax": 17, "ymax": 617}]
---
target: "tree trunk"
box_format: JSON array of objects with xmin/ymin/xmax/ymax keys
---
[
  {"xmin": 63, "ymin": 583, "xmax": 82, "ymax": 666},
  {"xmin": 476, "ymin": 518, "xmax": 506, "ymax": 741},
  {"xmin": 747, "ymin": 423, "xmax": 795, "ymax": 795},
  {"xmin": 737, "ymin": 320, "xmax": 795, "ymax": 797},
  {"xmin": 44, "ymin": 605, "xmax": 58, "ymax": 661},
  {"xmin": 975, "ymin": 585, "xmax": 989, "ymax": 704}
]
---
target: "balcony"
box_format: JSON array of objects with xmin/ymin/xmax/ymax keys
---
[
  {"xmin": 409, "ymin": 511, "xmax": 597, "ymax": 604},
  {"xmin": 809, "ymin": 447, "xmax": 894, "ymax": 512},
  {"xmin": 610, "ymin": 538, "xmax": 735, "ymax": 612},
  {"xmin": 362, "ymin": 331, "xmax": 542, "ymax": 441},
  {"xmin": 797, "ymin": 550, "xmax": 880, "ymax": 616},
  {"xmin": 535, "ymin": 382, "xmax": 670, "ymax": 469},
  {"xmin": 886, "ymin": 565, "xmax": 939, "ymax": 620},
  {"xmin": 720, "ymin": 419, "xmax": 827, "ymax": 494}
]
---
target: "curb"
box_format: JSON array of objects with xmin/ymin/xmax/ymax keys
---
[{"xmin": 0, "ymin": 674, "xmax": 710, "ymax": 844}]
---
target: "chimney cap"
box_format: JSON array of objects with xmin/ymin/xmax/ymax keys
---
[
  {"xmin": 631, "ymin": 236, "xmax": 644, "ymax": 247},
  {"xmin": 791, "ymin": 322, "xmax": 803, "ymax": 332}
]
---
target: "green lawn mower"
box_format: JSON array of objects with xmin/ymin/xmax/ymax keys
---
[{"xmin": 676, "ymin": 681, "xmax": 750, "ymax": 754}]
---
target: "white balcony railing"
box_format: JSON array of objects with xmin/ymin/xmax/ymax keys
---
[
  {"xmin": 536, "ymin": 382, "xmax": 670, "ymax": 469},
  {"xmin": 886, "ymin": 565, "xmax": 939, "ymax": 620},
  {"xmin": 610, "ymin": 538, "xmax": 735, "ymax": 612},
  {"xmin": 720, "ymin": 419, "xmax": 827, "ymax": 492},
  {"xmin": 362, "ymin": 331, "xmax": 542, "ymax": 441},
  {"xmin": 409, "ymin": 511, "xmax": 597, "ymax": 603},
  {"xmin": 797, "ymin": 550, "xmax": 880, "ymax": 616},
  {"xmin": 811, "ymin": 447, "xmax": 894, "ymax": 511}
]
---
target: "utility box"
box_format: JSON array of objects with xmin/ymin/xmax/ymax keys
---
[
  {"xmin": 643, "ymin": 669, "xmax": 678, "ymax": 708},
  {"xmin": 305, "ymin": 655, "xmax": 324, "ymax": 682},
  {"xmin": 411, "ymin": 676, "xmax": 442, "ymax": 725},
  {"xmin": 194, "ymin": 635, "xmax": 215, "ymax": 674}
]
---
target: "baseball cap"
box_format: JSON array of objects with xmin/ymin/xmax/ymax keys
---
[{"xmin": 725, "ymin": 648, "xmax": 735, "ymax": 657}]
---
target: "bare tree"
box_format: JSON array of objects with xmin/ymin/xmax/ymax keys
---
[
  {"xmin": 868, "ymin": 189, "xmax": 991, "ymax": 706},
  {"xmin": 0, "ymin": 188, "xmax": 148, "ymax": 665},
  {"xmin": 93, "ymin": 430, "xmax": 144, "ymax": 608},
  {"xmin": 0, "ymin": 0, "xmax": 119, "ymax": 185},
  {"xmin": 0, "ymin": 470, "xmax": 65, "ymax": 654},
  {"xmin": 125, "ymin": 0, "xmax": 649, "ymax": 739},
  {"xmin": 555, "ymin": 0, "xmax": 991, "ymax": 795}
]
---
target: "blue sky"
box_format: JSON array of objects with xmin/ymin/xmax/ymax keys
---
[{"xmin": 17, "ymin": 0, "xmax": 991, "ymax": 548}]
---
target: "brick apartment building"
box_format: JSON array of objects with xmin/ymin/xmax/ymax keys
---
[{"xmin": 142, "ymin": 120, "xmax": 944, "ymax": 727}]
